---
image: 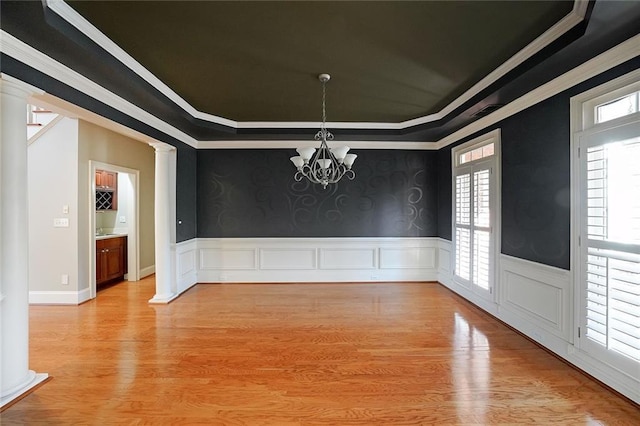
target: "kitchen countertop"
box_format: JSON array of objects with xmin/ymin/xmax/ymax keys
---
[{"xmin": 95, "ymin": 233, "xmax": 128, "ymax": 241}]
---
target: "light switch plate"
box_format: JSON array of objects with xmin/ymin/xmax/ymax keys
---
[{"xmin": 119, "ymin": 216, "xmax": 126, "ymax": 223}]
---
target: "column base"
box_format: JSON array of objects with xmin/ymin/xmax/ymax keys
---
[
  {"xmin": 1, "ymin": 371, "xmax": 49, "ymax": 409},
  {"xmin": 148, "ymin": 292, "xmax": 179, "ymax": 304}
]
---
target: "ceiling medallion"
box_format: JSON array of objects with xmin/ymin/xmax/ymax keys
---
[{"xmin": 290, "ymin": 74, "xmax": 357, "ymax": 189}]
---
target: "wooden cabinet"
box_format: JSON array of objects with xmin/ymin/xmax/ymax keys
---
[
  {"xmin": 95, "ymin": 170, "xmax": 118, "ymax": 211},
  {"xmin": 96, "ymin": 170, "xmax": 117, "ymax": 189},
  {"xmin": 96, "ymin": 236, "xmax": 127, "ymax": 287}
]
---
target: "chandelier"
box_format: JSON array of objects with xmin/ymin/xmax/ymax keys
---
[{"xmin": 290, "ymin": 74, "xmax": 357, "ymax": 189}]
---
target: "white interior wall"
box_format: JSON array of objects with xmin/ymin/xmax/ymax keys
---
[
  {"xmin": 28, "ymin": 117, "xmax": 80, "ymax": 295},
  {"xmin": 28, "ymin": 117, "xmax": 154, "ymax": 304},
  {"xmin": 78, "ymin": 120, "xmax": 155, "ymax": 280}
]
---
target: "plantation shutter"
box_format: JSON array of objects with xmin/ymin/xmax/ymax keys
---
[
  {"xmin": 454, "ymin": 166, "xmax": 493, "ymax": 294},
  {"xmin": 473, "ymin": 169, "xmax": 491, "ymax": 291},
  {"xmin": 582, "ymin": 136, "xmax": 640, "ymax": 366},
  {"xmin": 455, "ymin": 173, "xmax": 471, "ymax": 281}
]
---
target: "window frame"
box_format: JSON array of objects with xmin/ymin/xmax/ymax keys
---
[
  {"xmin": 578, "ymin": 72, "xmax": 640, "ymax": 132},
  {"xmin": 570, "ymin": 68, "xmax": 640, "ymax": 377},
  {"xmin": 451, "ymin": 129, "xmax": 501, "ymax": 302}
]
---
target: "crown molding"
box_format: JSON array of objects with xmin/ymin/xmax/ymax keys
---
[
  {"xmin": 31, "ymin": 93, "xmax": 164, "ymax": 147},
  {"xmin": 0, "ymin": 30, "xmax": 198, "ymax": 148},
  {"xmin": 0, "ymin": 73, "xmax": 45, "ymax": 96},
  {"xmin": 45, "ymin": 0, "xmax": 589, "ymax": 131},
  {"xmin": 398, "ymin": 0, "xmax": 589, "ymax": 130},
  {"xmin": 2, "ymin": 29, "xmax": 435, "ymax": 150},
  {"xmin": 2, "ymin": 28, "xmax": 637, "ymax": 151},
  {"xmin": 435, "ymin": 33, "xmax": 640, "ymax": 150},
  {"xmin": 44, "ymin": 0, "xmax": 239, "ymax": 129},
  {"xmin": 196, "ymin": 140, "xmax": 438, "ymax": 150}
]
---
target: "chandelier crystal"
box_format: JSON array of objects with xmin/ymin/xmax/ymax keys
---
[{"xmin": 290, "ymin": 74, "xmax": 357, "ymax": 189}]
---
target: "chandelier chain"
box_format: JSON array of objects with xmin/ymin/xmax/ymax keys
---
[{"xmin": 321, "ymin": 79, "xmax": 327, "ymax": 133}]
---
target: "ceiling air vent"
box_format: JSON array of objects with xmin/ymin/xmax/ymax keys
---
[{"xmin": 473, "ymin": 104, "xmax": 505, "ymax": 117}]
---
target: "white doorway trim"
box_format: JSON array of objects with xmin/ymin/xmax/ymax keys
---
[{"xmin": 89, "ymin": 160, "xmax": 140, "ymax": 299}]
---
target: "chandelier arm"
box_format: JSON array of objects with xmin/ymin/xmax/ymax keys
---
[{"xmin": 345, "ymin": 169, "xmax": 355, "ymax": 180}]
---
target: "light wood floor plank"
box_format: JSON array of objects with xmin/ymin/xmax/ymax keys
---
[{"xmin": 3, "ymin": 277, "xmax": 639, "ymax": 424}]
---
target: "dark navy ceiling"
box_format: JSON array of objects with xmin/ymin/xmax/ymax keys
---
[
  {"xmin": 65, "ymin": 1, "xmax": 572, "ymax": 124},
  {"xmin": 1, "ymin": 1, "xmax": 639, "ymax": 143}
]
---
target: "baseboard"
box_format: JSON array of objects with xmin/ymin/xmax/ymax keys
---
[
  {"xmin": 29, "ymin": 287, "xmax": 91, "ymax": 305},
  {"xmin": 140, "ymin": 265, "xmax": 155, "ymax": 279},
  {"xmin": 177, "ymin": 273, "xmax": 198, "ymax": 294}
]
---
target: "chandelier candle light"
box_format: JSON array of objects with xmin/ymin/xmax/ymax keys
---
[{"xmin": 290, "ymin": 74, "xmax": 357, "ymax": 189}]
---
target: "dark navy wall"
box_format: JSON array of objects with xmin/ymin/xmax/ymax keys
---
[
  {"xmin": 437, "ymin": 57, "xmax": 640, "ymax": 271},
  {"xmin": 197, "ymin": 149, "xmax": 438, "ymax": 237},
  {"xmin": 500, "ymin": 96, "xmax": 571, "ymax": 269},
  {"xmin": 176, "ymin": 145, "xmax": 198, "ymax": 242},
  {"xmin": 437, "ymin": 97, "xmax": 571, "ymax": 269},
  {"xmin": 436, "ymin": 148, "xmax": 452, "ymax": 241}
]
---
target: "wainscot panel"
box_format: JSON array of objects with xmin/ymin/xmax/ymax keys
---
[
  {"xmin": 437, "ymin": 238, "xmax": 453, "ymax": 286},
  {"xmin": 499, "ymin": 255, "xmax": 571, "ymax": 340},
  {"xmin": 260, "ymin": 248, "xmax": 317, "ymax": 270},
  {"xmin": 380, "ymin": 247, "xmax": 436, "ymax": 269},
  {"xmin": 196, "ymin": 238, "xmax": 439, "ymax": 283},
  {"xmin": 176, "ymin": 239, "xmax": 198, "ymax": 294},
  {"xmin": 199, "ymin": 248, "xmax": 257, "ymax": 270},
  {"xmin": 319, "ymin": 248, "xmax": 377, "ymax": 270}
]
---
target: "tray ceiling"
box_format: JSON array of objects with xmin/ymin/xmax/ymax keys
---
[{"xmin": 65, "ymin": 1, "xmax": 574, "ymax": 124}]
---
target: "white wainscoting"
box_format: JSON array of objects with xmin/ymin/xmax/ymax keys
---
[
  {"xmin": 200, "ymin": 247, "xmax": 257, "ymax": 270},
  {"xmin": 260, "ymin": 248, "xmax": 316, "ymax": 270},
  {"xmin": 437, "ymin": 238, "xmax": 453, "ymax": 286},
  {"xmin": 319, "ymin": 248, "xmax": 377, "ymax": 270},
  {"xmin": 499, "ymin": 255, "xmax": 572, "ymax": 342},
  {"xmin": 175, "ymin": 238, "xmax": 198, "ymax": 294},
  {"xmin": 196, "ymin": 237, "xmax": 439, "ymax": 283}
]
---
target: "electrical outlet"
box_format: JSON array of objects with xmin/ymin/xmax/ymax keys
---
[
  {"xmin": 53, "ymin": 218, "xmax": 69, "ymax": 227},
  {"xmin": 61, "ymin": 274, "xmax": 69, "ymax": 285},
  {"xmin": 119, "ymin": 216, "xmax": 126, "ymax": 223}
]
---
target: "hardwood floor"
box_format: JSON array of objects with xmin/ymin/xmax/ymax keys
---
[{"xmin": 3, "ymin": 278, "xmax": 639, "ymax": 424}]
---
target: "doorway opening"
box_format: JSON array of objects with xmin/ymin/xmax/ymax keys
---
[{"xmin": 89, "ymin": 161, "xmax": 140, "ymax": 299}]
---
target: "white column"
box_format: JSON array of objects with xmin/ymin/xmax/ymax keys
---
[
  {"xmin": 149, "ymin": 142, "xmax": 178, "ymax": 303},
  {"xmin": 0, "ymin": 78, "xmax": 48, "ymax": 407}
]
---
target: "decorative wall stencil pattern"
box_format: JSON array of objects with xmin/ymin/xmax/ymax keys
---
[{"xmin": 197, "ymin": 150, "xmax": 437, "ymax": 237}]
